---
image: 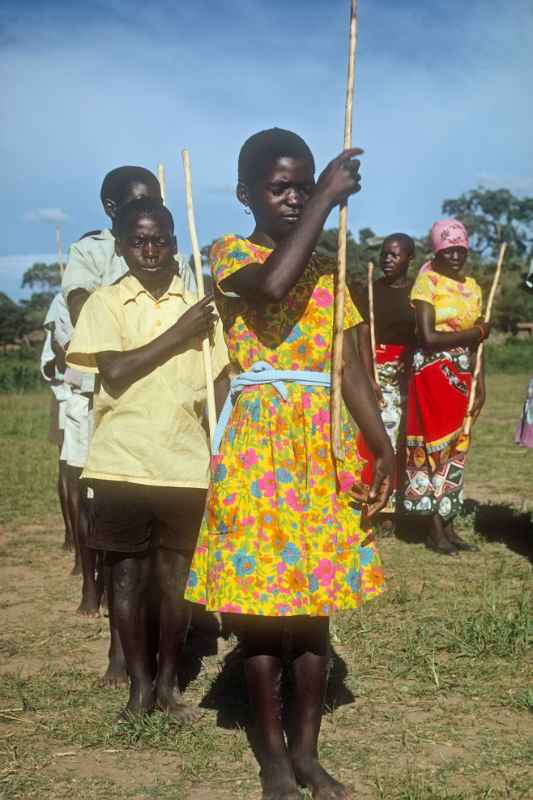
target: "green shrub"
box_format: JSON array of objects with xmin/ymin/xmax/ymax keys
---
[
  {"xmin": 485, "ymin": 338, "xmax": 532, "ymax": 374},
  {"xmin": 0, "ymin": 353, "xmax": 44, "ymax": 393}
]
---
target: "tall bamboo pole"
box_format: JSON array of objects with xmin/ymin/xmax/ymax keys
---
[
  {"xmin": 331, "ymin": 0, "xmax": 358, "ymax": 460},
  {"xmin": 55, "ymin": 224, "xmax": 64, "ymax": 278},
  {"xmin": 367, "ymin": 261, "xmax": 379, "ymax": 384},
  {"xmin": 463, "ymin": 242, "xmax": 507, "ymax": 436},
  {"xmin": 157, "ymin": 163, "xmax": 166, "ymax": 205},
  {"xmin": 181, "ymin": 149, "xmax": 217, "ymax": 443}
]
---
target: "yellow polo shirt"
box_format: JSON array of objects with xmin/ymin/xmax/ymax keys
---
[{"xmin": 66, "ymin": 273, "xmax": 229, "ymax": 488}]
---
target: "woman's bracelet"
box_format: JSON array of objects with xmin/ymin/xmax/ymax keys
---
[{"xmin": 474, "ymin": 324, "xmax": 487, "ymax": 342}]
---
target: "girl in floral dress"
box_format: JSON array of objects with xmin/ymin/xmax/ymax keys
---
[
  {"xmin": 186, "ymin": 128, "xmax": 394, "ymax": 800},
  {"xmin": 403, "ymin": 219, "xmax": 491, "ymax": 555}
]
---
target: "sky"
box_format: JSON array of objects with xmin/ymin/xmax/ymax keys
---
[{"xmin": 1, "ymin": 0, "xmax": 532, "ymax": 300}]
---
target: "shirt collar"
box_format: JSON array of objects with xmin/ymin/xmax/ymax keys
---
[{"xmin": 119, "ymin": 272, "xmax": 187, "ymax": 305}]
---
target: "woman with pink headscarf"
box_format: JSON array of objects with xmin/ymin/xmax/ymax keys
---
[{"xmin": 403, "ymin": 220, "xmax": 491, "ymax": 555}]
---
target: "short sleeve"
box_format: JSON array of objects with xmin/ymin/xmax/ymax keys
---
[
  {"xmin": 210, "ymin": 236, "xmax": 262, "ymax": 297},
  {"xmin": 62, "ymin": 240, "xmax": 101, "ymax": 300},
  {"xmin": 411, "ymin": 271, "xmax": 437, "ymax": 306},
  {"xmin": 344, "ymin": 288, "xmax": 363, "ymax": 330},
  {"xmin": 176, "ymin": 254, "xmax": 198, "ymax": 296},
  {"xmin": 66, "ymin": 290, "xmax": 123, "ymax": 373},
  {"xmin": 40, "ymin": 330, "xmax": 55, "ymax": 380},
  {"xmin": 210, "ymin": 319, "xmax": 230, "ymax": 379},
  {"xmin": 351, "ymin": 284, "xmax": 369, "ymax": 323},
  {"xmin": 471, "ymin": 280, "xmax": 482, "ymax": 319}
]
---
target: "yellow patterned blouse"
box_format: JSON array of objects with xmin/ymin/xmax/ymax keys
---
[{"xmin": 411, "ymin": 269, "xmax": 482, "ymax": 332}]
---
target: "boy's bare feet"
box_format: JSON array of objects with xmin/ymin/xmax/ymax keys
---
[
  {"xmin": 76, "ymin": 588, "xmax": 100, "ymax": 617},
  {"xmin": 260, "ymin": 756, "xmax": 302, "ymax": 800},
  {"xmin": 99, "ymin": 661, "xmax": 129, "ymax": 689},
  {"xmin": 121, "ymin": 677, "xmax": 154, "ymax": 717},
  {"xmin": 292, "ymin": 756, "xmax": 351, "ymax": 799},
  {"xmin": 155, "ymin": 684, "xmax": 201, "ymax": 723}
]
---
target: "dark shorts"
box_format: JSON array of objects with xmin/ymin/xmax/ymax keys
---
[{"xmin": 86, "ymin": 480, "xmax": 206, "ymax": 555}]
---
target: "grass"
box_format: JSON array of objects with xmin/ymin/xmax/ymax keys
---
[{"xmin": 1, "ymin": 374, "xmax": 532, "ymax": 799}]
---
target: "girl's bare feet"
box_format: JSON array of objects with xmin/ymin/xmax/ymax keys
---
[
  {"xmin": 260, "ymin": 756, "xmax": 302, "ymax": 800},
  {"xmin": 292, "ymin": 755, "xmax": 350, "ymax": 799}
]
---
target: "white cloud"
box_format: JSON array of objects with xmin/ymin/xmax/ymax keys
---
[{"xmin": 24, "ymin": 208, "xmax": 69, "ymax": 224}]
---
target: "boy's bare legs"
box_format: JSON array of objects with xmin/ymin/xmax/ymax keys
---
[
  {"xmin": 242, "ymin": 617, "xmax": 301, "ymax": 800},
  {"xmin": 58, "ymin": 458, "xmax": 74, "ymax": 551},
  {"xmin": 153, "ymin": 547, "xmax": 195, "ymax": 720},
  {"xmin": 76, "ymin": 492, "xmax": 100, "ymax": 616},
  {"xmin": 66, "ymin": 466, "xmax": 82, "ymax": 575},
  {"xmin": 288, "ymin": 617, "xmax": 348, "ymax": 800},
  {"xmin": 109, "ymin": 550, "xmax": 154, "ymax": 716},
  {"xmin": 99, "ymin": 565, "xmax": 128, "ymax": 688}
]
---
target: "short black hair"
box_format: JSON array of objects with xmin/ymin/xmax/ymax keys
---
[
  {"xmin": 114, "ymin": 198, "xmax": 174, "ymax": 240},
  {"xmin": 238, "ymin": 128, "xmax": 315, "ymax": 186},
  {"xmin": 100, "ymin": 166, "xmax": 160, "ymax": 205},
  {"xmin": 382, "ymin": 233, "xmax": 415, "ymax": 257}
]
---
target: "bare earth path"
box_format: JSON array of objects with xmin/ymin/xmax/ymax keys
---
[{"xmin": 0, "ymin": 376, "xmax": 532, "ymax": 799}]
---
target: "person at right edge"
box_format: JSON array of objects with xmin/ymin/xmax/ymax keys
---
[{"xmin": 403, "ymin": 219, "xmax": 491, "ymax": 555}]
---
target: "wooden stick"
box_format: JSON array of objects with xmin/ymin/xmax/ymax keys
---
[
  {"xmin": 331, "ymin": 0, "xmax": 358, "ymax": 461},
  {"xmin": 157, "ymin": 163, "xmax": 166, "ymax": 205},
  {"xmin": 367, "ymin": 261, "xmax": 379, "ymax": 384},
  {"xmin": 464, "ymin": 241, "xmax": 507, "ymax": 436},
  {"xmin": 181, "ymin": 149, "xmax": 217, "ymax": 443},
  {"xmin": 55, "ymin": 224, "xmax": 64, "ymax": 278}
]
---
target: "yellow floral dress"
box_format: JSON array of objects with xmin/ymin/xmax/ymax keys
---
[{"xmin": 185, "ymin": 235, "xmax": 385, "ymax": 617}]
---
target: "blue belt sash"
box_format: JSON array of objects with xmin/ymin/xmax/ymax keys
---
[{"xmin": 212, "ymin": 360, "xmax": 331, "ymax": 455}]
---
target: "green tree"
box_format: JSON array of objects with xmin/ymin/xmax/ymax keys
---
[
  {"xmin": 19, "ymin": 292, "xmax": 55, "ymax": 329},
  {"xmin": 442, "ymin": 188, "xmax": 533, "ymax": 262},
  {"xmin": 0, "ymin": 293, "xmax": 27, "ymax": 347},
  {"xmin": 21, "ymin": 262, "xmax": 61, "ymax": 292}
]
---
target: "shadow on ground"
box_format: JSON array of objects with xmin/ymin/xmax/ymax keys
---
[
  {"xmin": 465, "ymin": 498, "xmax": 533, "ymax": 563},
  {"xmin": 390, "ymin": 501, "xmax": 533, "ymax": 563},
  {"xmin": 197, "ymin": 641, "xmax": 354, "ymax": 730}
]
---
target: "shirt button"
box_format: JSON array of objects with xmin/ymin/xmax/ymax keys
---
[{"xmin": 155, "ymin": 320, "xmax": 161, "ymax": 327}]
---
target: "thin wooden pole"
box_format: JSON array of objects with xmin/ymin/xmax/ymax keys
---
[
  {"xmin": 157, "ymin": 163, "xmax": 166, "ymax": 205},
  {"xmin": 367, "ymin": 261, "xmax": 379, "ymax": 384},
  {"xmin": 331, "ymin": 0, "xmax": 358, "ymax": 460},
  {"xmin": 181, "ymin": 149, "xmax": 217, "ymax": 443},
  {"xmin": 55, "ymin": 224, "xmax": 64, "ymax": 278},
  {"xmin": 464, "ymin": 241, "xmax": 507, "ymax": 436}
]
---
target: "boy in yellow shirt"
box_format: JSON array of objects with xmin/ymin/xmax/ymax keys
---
[{"xmin": 67, "ymin": 197, "xmax": 228, "ymax": 718}]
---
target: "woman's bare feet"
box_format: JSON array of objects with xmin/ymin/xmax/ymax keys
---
[
  {"xmin": 292, "ymin": 755, "xmax": 350, "ymax": 799},
  {"xmin": 425, "ymin": 516, "xmax": 458, "ymax": 556},
  {"xmin": 444, "ymin": 521, "xmax": 479, "ymax": 552}
]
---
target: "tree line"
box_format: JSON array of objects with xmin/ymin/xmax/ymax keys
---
[{"xmin": 2, "ymin": 187, "xmax": 533, "ymax": 348}]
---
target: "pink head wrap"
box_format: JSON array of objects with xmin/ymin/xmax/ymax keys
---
[{"xmin": 430, "ymin": 219, "xmax": 469, "ymax": 253}]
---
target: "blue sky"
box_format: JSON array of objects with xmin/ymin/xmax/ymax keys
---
[{"xmin": 1, "ymin": 0, "xmax": 532, "ymax": 299}]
